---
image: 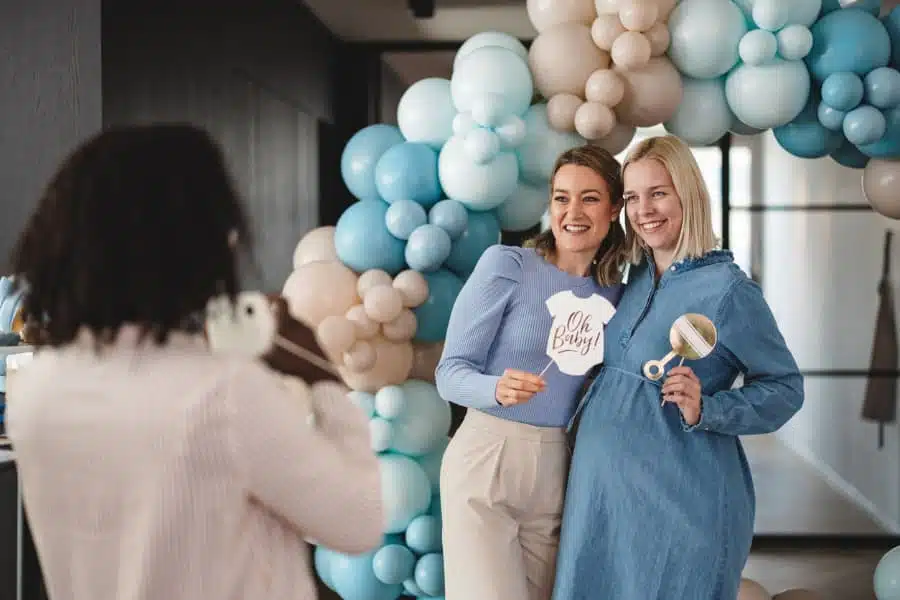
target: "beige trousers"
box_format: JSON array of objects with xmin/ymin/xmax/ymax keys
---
[{"xmin": 440, "ymin": 409, "xmax": 569, "ymax": 600}]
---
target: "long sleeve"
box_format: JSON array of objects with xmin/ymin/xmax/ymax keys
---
[
  {"xmin": 435, "ymin": 245, "xmax": 522, "ymax": 409},
  {"xmin": 688, "ymin": 278, "xmax": 804, "ymax": 436},
  {"xmin": 225, "ymin": 361, "xmax": 384, "ymax": 555}
]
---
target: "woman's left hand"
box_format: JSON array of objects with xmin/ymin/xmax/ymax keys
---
[{"xmin": 661, "ymin": 366, "xmax": 702, "ymax": 426}]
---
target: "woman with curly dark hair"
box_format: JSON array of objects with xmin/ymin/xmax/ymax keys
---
[{"xmin": 5, "ymin": 123, "xmax": 383, "ymax": 600}]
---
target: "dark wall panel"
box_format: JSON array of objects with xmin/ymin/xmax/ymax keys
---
[
  {"xmin": 102, "ymin": 0, "xmax": 332, "ymax": 292},
  {"xmin": 0, "ymin": 0, "xmax": 102, "ymax": 266}
]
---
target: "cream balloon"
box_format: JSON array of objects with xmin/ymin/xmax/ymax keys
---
[
  {"xmin": 547, "ymin": 93, "xmax": 584, "ymax": 131},
  {"xmin": 863, "ymin": 159, "xmax": 900, "ymax": 219},
  {"xmin": 529, "ymin": 22, "xmax": 611, "ymax": 98},
  {"xmin": 575, "ymin": 102, "xmax": 618, "ymax": 140},
  {"xmin": 345, "ymin": 304, "xmax": 379, "ymax": 340},
  {"xmin": 343, "ymin": 339, "xmax": 376, "ymax": 372},
  {"xmin": 392, "ymin": 269, "xmax": 429, "ymax": 308},
  {"xmin": 282, "ymin": 260, "xmax": 360, "ymax": 327},
  {"xmin": 738, "ymin": 578, "xmax": 773, "ymax": 600},
  {"xmin": 339, "ymin": 336, "xmax": 414, "ymax": 393},
  {"xmin": 591, "ymin": 14, "xmax": 626, "ymax": 51},
  {"xmin": 618, "ymin": 0, "xmax": 658, "ymax": 31},
  {"xmin": 382, "ymin": 309, "xmax": 418, "ymax": 342},
  {"xmin": 614, "ymin": 56, "xmax": 684, "ymax": 127},
  {"xmin": 292, "ymin": 226, "xmax": 338, "ymax": 269},
  {"xmin": 585, "ymin": 69, "xmax": 626, "ymax": 106},
  {"xmin": 595, "ymin": 0, "xmax": 620, "ymax": 14},
  {"xmin": 595, "ymin": 122, "xmax": 637, "ymax": 154},
  {"xmin": 771, "ymin": 590, "xmax": 821, "ymax": 600},
  {"xmin": 611, "ymin": 31, "xmax": 653, "ymax": 69},
  {"xmin": 363, "ymin": 285, "xmax": 405, "ymax": 323},
  {"xmin": 656, "ymin": 0, "xmax": 678, "ymax": 21},
  {"xmin": 645, "ymin": 22, "xmax": 671, "ymax": 56},
  {"xmin": 316, "ymin": 315, "xmax": 357, "ymax": 357},
  {"xmin": 358, "ymin": 269, "xmax": 394, "ymax": 298},
  {"xmin": 527, "ymin": 0, "xmax": 597, "ymax": 33}
]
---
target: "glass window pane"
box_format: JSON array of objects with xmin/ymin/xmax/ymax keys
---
[
  {"xmin": 729, "ymin": 210, "xmax": 752, "ymax": 277},
  {"xmin": 729, "ymin": 145, "xmax": 753, "ymax": 208}
]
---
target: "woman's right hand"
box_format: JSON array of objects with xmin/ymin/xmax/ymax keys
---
[{"xmin": 495, "ymin": 369, "xmax": 546, "ymax": 406}]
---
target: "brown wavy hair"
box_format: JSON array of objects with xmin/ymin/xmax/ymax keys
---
[{"xmin": 525, "ymin": 144, "xmax": 627, "ymax": 285}]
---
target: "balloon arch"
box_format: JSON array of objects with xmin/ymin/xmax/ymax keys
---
[{"xmin": 285, "ymin": 1, "xmax": 900, "ymax": 598}]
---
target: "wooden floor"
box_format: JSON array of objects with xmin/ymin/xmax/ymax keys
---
[{"xmin": 741, "ymin": 434, "xmax": 890, "ymax": 598}]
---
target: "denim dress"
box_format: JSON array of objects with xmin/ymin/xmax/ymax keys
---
[{"xmin": 552, "ymin": 250, "xmax": 804, "ymax": 600}]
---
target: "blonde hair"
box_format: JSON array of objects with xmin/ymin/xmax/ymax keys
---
[
  {"xmin": 621, "ymin": 135, "xmax": 719, "ymax": 265},
  {"xmin": 525, "ymin": 144, "xmax": 627, "ymax": 285}
]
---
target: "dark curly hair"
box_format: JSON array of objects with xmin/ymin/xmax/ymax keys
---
[
  {"xmin": 9, "ymin": 123, "xmax": 251, "ymax": 347},
  {"xmin": 525, "ymin": 144, "xmax": 627, "ymax": 285}
]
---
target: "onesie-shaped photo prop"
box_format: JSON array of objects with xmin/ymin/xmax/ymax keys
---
[
  {"xmin": 205, "ymin": 292, "xmax": 341, "ymax": 385},
  {"xmin": 541, "ymin": 290, "xmax": 617, "ymax": 377}
]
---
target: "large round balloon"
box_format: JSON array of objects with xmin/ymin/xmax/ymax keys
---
[
  {"xmin": 806, "ymin": 7, "xmax": 891, "ymax": 82},
  {"xmin": 863, "ymin": 158, "xmax": 900, "ymax": 219},
  {"xmin": 454, "ymin": 31, "xmax": 530, "ymax": 68},
  {"xmin": 374, "ymin": 142, "xmax": 442, "ymax": 208},
  {"xmin": 668, "ymin": 0, "xmax": 748, "ymax": 79},
  {"xmin": 526, "ymin": 0, "xmax": 596, "ymax": 33},
  {"xmin": 773, "ymin": 101, "xmax": 843, "ymax": 159},
  {"xmin": 397, "ymin": 78, "xmax": 456, "ymax": 150},
  {"xmin": 614, "ymin": 57, "xmax": 684, "ymax": 128},
  {"xmin": 334, "ymin": 200, "xmax": 407, "ymax": 275},
  {"xmin": 413, "ymin": 269, "xmax": 464, "ymax": 342},
  {"xmin": 438, "ymin": 135, "xmax": 519, "ymax": 211},
  {"xmin": 452, "ymin": 46, "xmax": 533, "ymax": 125},
  {"xmin": 340, "ymin": 124, "xmax": 404, "ymax": 202},
  {"xmin": 516, "ymin": 104, "xmax": 586, "ymax": 186},
  {"xmin": 726, "ymin": 59, "xmax": 810, "ymax": 130},
  {"xmin": 664, "ymin": 77, "xmax": 732, "ymax": 146},
  {"xmin": 529, "ymin": 22, "xmax": 610, "ymax": 99}
]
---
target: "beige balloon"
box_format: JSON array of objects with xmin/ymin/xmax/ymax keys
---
[
  {"xmin": 656, "ymin": 0, "xmax": 678, "ymax": 21},
  {"xmin": 363, "ymin": 285, "xmax": 404, "ymax": 323},
  {"xmin": 595, "ymin": 122, "xmax": 636, "ymax": 154},
  {"xmin": 345, "ymin": 304, "xmax": 380, "ymax": 340},
  {"xmin": 771, "ymin": 590, "xmax": 821, "ymax": 600},
  {"xmin": 526, "ymin": 0, "xmax": 597, "ymax": 33},
  {"xmin": 595, "ymin": 0, "xmax": 620, "ymax": 14},
  {"xmin": 316, "ymin": 315, "xmax": 357, "ymax": 357},
  {"xmin": 529, "ymin": 22, "xmax": 611, "ymax": 98},
  {"xmin": 645, "ymin": 22, "xmax": 672, "ymax": 56},
  {"xmin": 611, "ymin": 31, "xmax": 652, "ymax": 70},
  {"xmin": 282, "ymin": 260, "xmax": 360, "ymax": 327},
  {"xmin": 339, "ymin": 335, "xmax": 414, "ymax": 393},
  {"xmin": 409, "ymin": 341, "xmax": 445, "ymax": 383},
  {"xmin": 618, "ymin": 0, "xmax": 658, "ymax": 31},
  {"xmin": 343, "ymin": 339, "xmax": 376, "ymax": 372},
  {"xmin": 591, "ymin": 14, "xmax": 626, "ymax": 51},
  {"xmin": 586, "ymin": 69, "xmax": 626, "ymax": 106},
  {"xmin": 863, "ymin": 159, "xmax": 900, "ymax": 219},
  {"xmin": 292, "ymin": 226, "xmax": 338, "ymax": 269},
  {"xmin": 614, "ymin": 56, "xmax": 684, "ymax": 127},
  {"xmin": 392, "ymin": 269, "xmax": 430, "ymax": 308},
  {"xmin": 382, "ymin": 309, "xmax": 418, "ymax": 342},
  {"xmin": 547, "ymin": 93, "xmax": 584, "ymax": 131},
  {"xmin": 575, "ymin": 102, "xmax": 618, "ymax": 140},
  {"xmin": 738, "ymin": 578, "xmax": 773, "ymax": 600},
  {"xmin": 358, "ymin": 269, "xmax": 394, "ymax": 298}
]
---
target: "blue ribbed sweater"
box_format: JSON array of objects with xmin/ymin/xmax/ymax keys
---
[{"xmin": 435, "ymin": 245, "xmax": 624, "ymax": 427}]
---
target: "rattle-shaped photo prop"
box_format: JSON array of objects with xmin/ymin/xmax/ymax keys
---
[
  {"xmin": 539, "ymin": 290, "xmax": 617, "ymax": 377},
  {"xmin": 641, "ymin": 313, "xmax": 717, "ymax": 405}
]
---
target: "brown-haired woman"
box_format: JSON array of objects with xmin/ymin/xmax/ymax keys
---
[{"xmin": 435, "ymin": 144, "xmax": 628, "ymax": 600}]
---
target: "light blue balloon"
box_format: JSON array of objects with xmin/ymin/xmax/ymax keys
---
[
  {"xmin": 438, "ymin": 135, "xmax": 518, "ymax": 211},
  {"xmin": 857, "ymin": 106, "xmax": 900, "ymax": 157},
  {"xmin": 446, "ymin": 211, "xmax": 502, "ymax": 278},
  {"xmin": 374, "ymin": 385, "xmax": 406, "ymax": 420},
  {"xmin": 341, "ymin": 124, "xmax": 404, "ymax": 202},
  {"xmin": 385, "ymin": 199, "xmax": 428, "ymax": 241},
  {"xmin": 817, "ymin": 102, "xmax": 846, "ymax": 130},
  {"xmin": 454, "ymin": 31, "xmax": 529, "ymax": 70},
  {"xmin": 387, "ymin": 380, "xmax": 452, "ymax": 456},
  {"xmin": 403, "ymin": 579, "xmax": 422, "ymax": 596},
  {"xmin": 843, "ymin": 104, "xmax": 887, "ymax": 145},
  {"xmin": 830, "ymin": 138, "xmax": 870, "ymax": 169},
  {"xmin": 784, "ymin": 0, "xmax": 823, "ymax": 27},
  {"xmin": 428, "ymin": 199, "xmax": 469, "ymax": 240},
  {"xmin": 821, "ymin": 71, "xmax": 864, "ymax": 111},
  {"xmin": 821, "ymin": 0, "xmax": 880, "ymax": 16},
  {"xmin": 334, "ymin": 200, "xmax": 407, "ymax": 275},
  {"xmin": 405, "ymin": 224, "xmax": 453, "ymax": 273},
  {"xmin": 752, "ymin": 0, "xmax": 790, "ymax": 32},
  {"xmin": 806, "ymin": 8, "xmax": 891, "ymax": 82},
  {"xmin": 348, "ymin": 391, "xmax": 377, "ymax": 417},
  {"xmin": 372, "ymin": 544, "xmax": 416, "ymax": 586},
  {"xmin": 314, "ymin": 546, "xmax": 338, "ymax": 591},
  {"xmin": 414, "ymin": 553, "xmax": 445, "ymax": 597},
  {"xmin": 739, "ymin": 29, "xmax": 777, "ymax": 65},
  {"xmin": 668, "ymin": 0, "xmax": 748, "ymax": 79},
  {"xmin": 375, "ymin": 142, "xmax": 442, "ymax": 208},
  {"xmin": 413, "ymin": 270, "xmax": 463, "ymax": 342},
  {"xmin": 516, "ymin": 104, "xmax": 585, "ymax": 186},
  {"xmin": 369, "ymin": 417, "xmax": 393, "ymax": 453},
  {"xmin": 463, "ymin": 128, "xmax": 501, "ymax": 164},
  {"xmin": 398, "ymin": 78, "xmax": 456, "ymax": 150},
  {"xmin": 415, "ymin": 437, "xmax": 449, "ymax": 493},
  {"xmin": 664, "ymin": 77, "xmax": 732, "ymax": 146},
  {"xmin": 380, "ymin": 454, "xmax": 432, "ymax": 534},
  {"xmin": 865, "ymin": 67, "xmax": 900, "ymax": 109},
  {"xmin": 776, "ymin": 24, "xmax": 814, "ymax": 61},
  {"xmin": 406, "ymin": 515, "xmax": 443, "ymax": 555},
  {"xmin": 330, "ymin": 550, "xmax": 404, "ymax": 600},
  {"xmin": 773, "ymin": 101, "xmax": 843, "ymax": 158},
  {"xmin": 884, "ymin": 7, "xmax": 900, "ymax": 66},
  {"xmin": 726, "ymin": 59, "xmax": 810, "ymax": 129},
  {"xmin": 451, "ymin": 46, "xmax": 533, "ymax": 122},
  {"xmin": 874, "ymin": 545, "xmax": 900, "ymax": 600},
  {"xmin": 496, "ymin": 181, "xmax": 549, "ymax": 232}
]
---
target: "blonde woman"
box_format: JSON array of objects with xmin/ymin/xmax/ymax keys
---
[{"xmin": 552, "ymin": 135, "xmax": 804, "ymax": 600}]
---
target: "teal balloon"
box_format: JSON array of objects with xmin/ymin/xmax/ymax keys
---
[
  {"xmin": 773, "ymin": 102, "xmax": 843, "ymax": 158},
  {"xmin": 372, "ymin": 544, "xmax": 416, "ymax": 585},
  {"xmin": 830, "ymin": 139, "xmax": 870, "ymax": 169},
  {"xmin": 806, "ymin": 8, "xmax": 891, "ymax": 82},
  {"xmin": 341, "ymin": 124, "xmax": 404, "ymax": 202},
  {"xmin": 330, "ymin": 550, "xmax": 404, "ymax": 600},
  {"xmin": 412, "ymin": 270, "xmax": 463, "ymax": 342},
  {"xmin": 445, "ymin": 211, "xmax": 502, "ymax": 278},
  {"xmin": 857, "ymin": 106, "xmax": 900, "ymax": 157},
  {"xmin": 334, "ymin": 200, "xmax": 407, "ymax": 275},
  {"xmin": 414, "ymin": 553, "xmax": 445, "ymax": 597}
]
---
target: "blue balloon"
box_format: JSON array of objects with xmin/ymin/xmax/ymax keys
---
[
  {"xmin": 496, "ymin": 181, "xmax": 549, "ymax": 232},
  {"xmin": 821, "ymin": 71, "xmax": 864, "ymax": 111},
  {"xmin": 372, "ymin": 544, "xmax": 416, "ymax": 585},
  {"xmin": 381, "ymin": 454, "xmax": 432, "ymax": 534},
  {"xmin": 830, "ymin": 139, "xmax": 870, "ymax": 169},
  {"xmin": 451, "ymin": 46, "xmax": 533, "ymax": 126},
  {"xmin": 375, "ymin": 142, "xmax": 442, "ymax": 208},
  {"xmin": 806, "ymin": 8, "xmax": 891, "ymax": 82},
  {"xmin": 817, "ymin": 102, "xmax": 846, "ymax": 131},
  {"xmin": 413, "ymin": 270, "xmax": 463, "ymax": 342},
  {"xmin": 446, "ymin": 211, "xmax": 502, "ymax": 278},
  {"xmin": 397, "ymin": 78, "xmax": 456, "ymax": 150},
  {"xmin": 774, "ymin": 102, "xmax": 843, "ymax": 158},
  {"xmin": 314, "ymin": 546, "xmax": 338, "ymax": 591},
  {"xmin": 857, "ymin": 106, "xmax": 900, "ymax": 157},
  {"xmin": 864, "ymin": 67, "xmax": 900, "ymax": 110},
  {"xmin": 335, "ymin": 200, "xmax": 407, "ymax": 275},
  {"xmin": 874, "ymin": 545, "xmax": 900, "ymax": 600},
  {"xmin": 844, "ymin": 104, "xmax": 887, "ymax": 146},
  {"xmin": 821, "ymin": 0, "xmax": 881, "ymax": 16},
  {"xmin": 428, "ymin": 199, "xmax": 469, "ymax": 240},
  {"xmin": 385, "ymin": 199, "xmax": 428, "ymax": 240},
  {"xmin": 341, "ymin": 124, "xmax": 404, "ymax": 202},
  {"xmin": 330, "ymin": 550, "xmax": 404, "ymax": 600},
  {"xmin": 414, "ymin": 553, "xmax": 445, "ymax": 597},
  {"xmin": 406, "ymin": 515, "xmax": 442, "ymax": 554},
  {"xmin": 405, "ymin": 224, "xmax": 453, "ymax": 273}
]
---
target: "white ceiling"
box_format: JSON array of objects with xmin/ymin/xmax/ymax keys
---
[{"xmin": 303, "ymin": 0, "xmax": 536, "ymax": 42}]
